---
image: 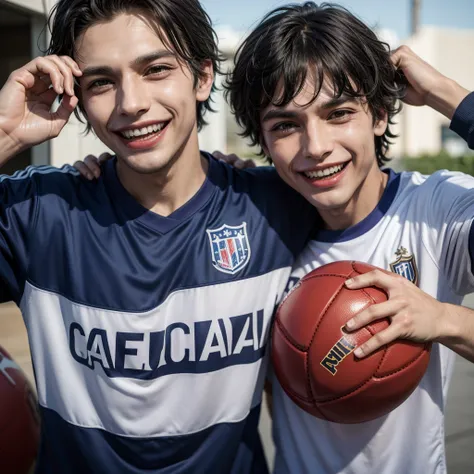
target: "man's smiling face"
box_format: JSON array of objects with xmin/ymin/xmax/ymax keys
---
[
  {"xmin": 76, "ymin": 12, "xmax": 213, "ymax": 175},
  {"xmin": 261, "ymin": 75, "xmax": 388, "ymax": 229}
]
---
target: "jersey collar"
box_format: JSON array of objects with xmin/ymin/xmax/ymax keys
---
[
  {"xmin": 314, "ymin": 169, "xmax": 401, "ymax": 243},
  {"xmin": 104, "ymin": 153, "xmax": 216, "ymax": 234}
]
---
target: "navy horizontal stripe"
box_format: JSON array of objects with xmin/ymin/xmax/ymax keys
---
[
  {"xmin": 68, "ymin": 310, "xmax": 267, "ymax": 379},
  {"xmin": 36, "ymin": 405, "xmax": 269, "ymax": 474},
  {"xmin": 8, "ymin": 156, "xmax": 315, "ymax": 311}
]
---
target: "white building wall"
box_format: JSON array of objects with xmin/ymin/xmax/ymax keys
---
[{"xmin": 48, "ymin": 119, "xmax": 110, "ymax": 167}]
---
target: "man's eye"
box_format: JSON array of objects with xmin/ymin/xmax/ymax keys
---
[
  {"xmin": 329, "ymin": 109, "xmax": 353, "ymax": 120},
  {"xmin": 88, "ymin": 79, "xmax": 112, "ymax": 90},
  {"xmin": 271, "ymin": 122, "xmax": 297, "ymax": 133},
  {"xmin": 146, "ymin": 65, "xmax": 172, "ymax": 76}
]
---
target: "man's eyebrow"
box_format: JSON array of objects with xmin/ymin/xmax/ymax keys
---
[
  {"xmin": 261, "ymin": 110, "xmax": 299, "ymax": 123},
  {"xmin": 262, "ymin": 95, "xmax": 360, "ymax": 122},
  {"xmin": 320, "ymin": 95, "xmax": 359, "ymax": 109},
  {"xmin": 131, "ymin": 50, "xmax": 177, "ymax": 68},
  {"xmin": 81, "ymin": 50, "xmax": 177, "ymax": 78},
  {"xmin": 81, "ymin": 65, "xmax": 115, "ymax": 78}
]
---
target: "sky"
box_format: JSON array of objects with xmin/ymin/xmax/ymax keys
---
[{"xmin": 201, "ymin": 0, "xmax": 474, "ymax": 42}]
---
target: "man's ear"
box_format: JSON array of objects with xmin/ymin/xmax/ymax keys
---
[
  {"xmin": 374, "ymin": 109, "xmax": 389, "ymax": 137},
  {"xmin": 196, "ymin": 60, "xmax": 214, "ymax": 102}
]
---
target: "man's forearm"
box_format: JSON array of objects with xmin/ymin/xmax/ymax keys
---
[
  {"xmin": 427, "ymin": 78, "xmax": 470, "ymax": 120},
  {"xmin": 437, "ymin": 303, "xmax": 474, "ymax": 363}
]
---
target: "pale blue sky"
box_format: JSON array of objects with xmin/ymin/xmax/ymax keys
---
[{"xmin": 201, "ymin": 0, "xmax": 473, "ymax": 41}]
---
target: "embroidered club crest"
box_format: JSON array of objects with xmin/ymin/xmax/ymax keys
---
[
  {"xmin": 390, "ymin": 246, "xmax": 419, "ymax": 284},
  {"xmin": 207, "ymin": 222, "xmax": 251, "ymax": 275}
]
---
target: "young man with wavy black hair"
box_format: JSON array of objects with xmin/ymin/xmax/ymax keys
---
[
  {"xmin": 0, "ymin": 1, "xmax": 318, "ymax": 472},
  {"xmin": 225, "ymin": 3, "xmax": 474, "ymax": 473}
]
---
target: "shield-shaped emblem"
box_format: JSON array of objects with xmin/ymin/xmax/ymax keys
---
[
  {"xmin": 207, "ymin": 222, "xmax": 251, "ymax": 274},
  {"xmin": 389, "ymin": 247, "xmax": 418, "ymax": 284}
]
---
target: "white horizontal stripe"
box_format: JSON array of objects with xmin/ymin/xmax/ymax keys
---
[
  {"xmin": 39, "ymin": 362, "xmax": 268, "ymax": 438},
  {"xmin": 21, "ymin": 267, "xmax": 289, "ymax": 437}
]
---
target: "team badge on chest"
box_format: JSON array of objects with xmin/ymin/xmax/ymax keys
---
[
  {"xmin": 207, "ymin": 222, "xmax": 251, "ymax": 274},
  {"xmin": 390, "ymin": 246, "xmax": 419, "ymax": 284}
]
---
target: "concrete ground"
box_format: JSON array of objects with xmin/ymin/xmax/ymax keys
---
[
  {"xmin": 443, "ymin": 293, "xmax": 474, "ymax": 474},
  {"xmin": 1, "ymin": 300, "xmax": 473, "ymax": 473}
]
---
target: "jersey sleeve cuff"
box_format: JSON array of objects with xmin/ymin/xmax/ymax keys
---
[{"xmin": 450, "ymin": 91, "xmax": 474, "ymax": 150}]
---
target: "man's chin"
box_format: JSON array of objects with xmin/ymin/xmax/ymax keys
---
[
  {"xmin": 116, "ymin": 155, "xmax": 171, "ymax": 175},
  {"xmin": 306, "ymin": 192, "xmax": 352, "ymax": 212}
]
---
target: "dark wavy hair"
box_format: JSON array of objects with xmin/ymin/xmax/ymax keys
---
[
  {"xmin": 225, "ymin": 2, "xmax": 405, "ymax": 166},
  {"xmin": 47, "ymin": 0, "xmax": 222, "ymax": 132}
]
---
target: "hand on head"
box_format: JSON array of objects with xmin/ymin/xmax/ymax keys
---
[
  {"xmin": 0, "ymin": 55, "xmax": 82, "ymax": 159},
  {"xmin": 391, "ymin": 45, "xmax": 469, "ymax": 118}
]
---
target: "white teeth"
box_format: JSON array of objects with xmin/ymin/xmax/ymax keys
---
[
  {"xmin": 304, "ymin": 164, "xmax": 344, "ymax": 179},
  {"xmin": 121, "ymin": 122, "xmax": 167, "ymax": 139}
]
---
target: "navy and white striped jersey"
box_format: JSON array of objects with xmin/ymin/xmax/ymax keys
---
[{"xmin": 0, "ymin": 153, "xmax": 316, "ymax": 474}]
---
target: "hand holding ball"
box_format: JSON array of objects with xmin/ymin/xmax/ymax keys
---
[{"xmin": 272, "ymin": 261, "xmax": 431, "ymax": 423}]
